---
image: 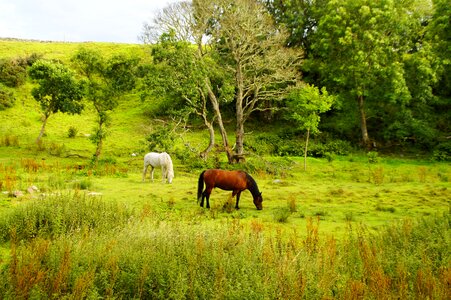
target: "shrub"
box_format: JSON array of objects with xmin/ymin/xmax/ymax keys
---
[
  {"xmin": 367, "ymin": 151, "xmax": 380, "ymax": 163},
  {"xmin": 273, "ymin": 207, "xmax": 291, "ymax": 223},
  {"xmin": 432, "ymin": 141, "xmax": 451, "ymax": 162},
  {"xmin": 0, "ymin": 58, "xmax": 27, "ymax": 87},
  {"xmin": 48, "ymin": 142, "xmax": 66, "ymax": 157},
  {"xmin": 67, "ymin": 126, "xmax": 78, "ymax": 138},
  {"xmin": 73, "ymin": 178, "xmax": 92, "ymax": 190},
  {"xmin": 0, "ymin": 134, "xmax": 19, "ymax": 146},
  {"xmin": 0, "ymin": 83, "xmax": 15, "ymax": 110},
  {"xmin": 308, "ymin": 139, "xmax": 353, "ymax": 157}
]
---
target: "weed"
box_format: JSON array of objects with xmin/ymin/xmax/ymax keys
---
[
  {"xmin": 1, "ymin": 134, "xmax": 19, "ymax": 146},
  {"xmin": 72, "ymin": 178, "xmax": 92, "ymax": 190},
  {"xmin": 372, "ymin": 166, "xmax": 384, "ymax": 185},
  {"xmin": 273, "ymin": 207, "xmax": 291, "ymax": 223},
  {"xmin": 418, "ymin": 166, "xmax": 427, "ymax": 183},
  {"xmin": 21, "ymin": 158, "xmax": 40, "ymax": 172},
  {"xmin": 375, "ymin": 204, "xmax": 396, "ymax": 213},
  {"xmin": 48, "ymin": 142, "xmax": 66, "ymax": 157},
  {"xmin": 344, "ymin": 211, "xmax": 354, "ymax": 222},
  {"xmin": 437, "ymin": 172, "xmax": 449, "ymax": 182},
  {"xmin": 67, "ymin": 126, "xmax": 78, "ymax": 138},
  {"xmin": 287, "ymin": 195, "xmax": 297, "ymax": 212},
  {"xmin": 367, "ymin": 151, "xmax": 379, "ymax": 164}
]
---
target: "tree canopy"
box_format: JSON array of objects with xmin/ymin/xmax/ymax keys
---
[{"xmin": 28, "ymin": 59, "xmax": 85, "ymax": 143}]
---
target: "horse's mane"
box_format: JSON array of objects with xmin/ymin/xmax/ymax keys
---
[
  {"xmin": 245, "ymin": 173, "xmax": 260, "ymax": 197},
  {"xmin": 162, "ymin": 152, "xmax": 174, "ymax": 177}
]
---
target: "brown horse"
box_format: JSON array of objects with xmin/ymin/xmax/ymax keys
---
[{"xmin": 197, "ymin": 169, "xmax": 263, "ymax": 210}]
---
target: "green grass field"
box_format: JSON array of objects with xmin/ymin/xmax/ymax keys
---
[{"xmin": 0, "ymin": 40, "xmax": 449, "ymax": 299}]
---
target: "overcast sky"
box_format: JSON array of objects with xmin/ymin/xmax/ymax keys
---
[{"xmin": 0, "ymin": 0, "xmax": 178, "ymax": 43}]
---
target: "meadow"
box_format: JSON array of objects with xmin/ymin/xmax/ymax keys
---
[{"xmin": 0, "ymin": 40, "xmax": 449, "ymax": 299}]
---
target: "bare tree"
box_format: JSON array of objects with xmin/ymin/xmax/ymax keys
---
[{"xmin": 205, "ymin": 0, "xmax": 302, "ymax": 162}]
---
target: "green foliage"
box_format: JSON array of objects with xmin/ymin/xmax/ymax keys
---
[
  {"xmin": 145, "ymin": 125, "xmax": 176, "ymax": 153},
  {"xmin": 0, "ymin": 56, "xmax": 30, "ymax": 87},
  {"xmin": 67, "ymin": 126, "xmax": 78, "ymax": 138},
  {"xmin": 0, "ymin": 83, "xmax": 15, "ymax": 110},
  {"xmin": 286, "ymin": 84, "xmax": 335, "ymax": 134},
  {"xmin": 72, "ymin": 48, "xmax": 139, "ymax": 161},
  {"xmin": 0, "ymin": 134, "xmax": 19, "ymax": 146},
  {"xmin": 0, "ymin": 193, "xmax": 133, "ymax": 243},
  {"xmin": 0, "ymin": 206, "xmax": 448, "ymax": 299},
  {"xmin": 367, "ymin": 151, "xmax": 380, "ymax": 164},
  {"xmin": 273, "ymin": 207, "xmax": 291, "ymax": 223},
  {"xmin": 28, "ymin": 60, "xmax": 85, "ymax": 115},
  {"xmin": 432, "ymin": 141, "xmax": 451, "ymax": 161}
]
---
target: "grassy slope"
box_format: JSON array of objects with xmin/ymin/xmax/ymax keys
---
[{"xmin": 0, "ymin": 40, "xmax": 450, "ymax": 239}]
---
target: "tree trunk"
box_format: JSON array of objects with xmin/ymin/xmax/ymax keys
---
[
  {"xmin": 36, "ymin": 113, "xmax": 49, "ymax": 144},
  {"xmin": 93, "ymin": 120, "xmax": 104, "ymax": 164},
  {"xmin": 234, "ymin": 63, "xmax": 246, "ymax": 163},
  {"xmin": 357, "ymin": 94, "xmax": 371, "ymax": 149},
  {"xmin": 200, "ymin": 119, "xmax": 215, "ymax": 160},
  {"xmin": 304, "ymin": 128, "xmax": 310, "ymax": 171},
  {"xmin": 205, "ymin": 78, "xmax": 233, "ymax": 163}
]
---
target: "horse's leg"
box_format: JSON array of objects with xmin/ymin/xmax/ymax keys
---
[
  {"xmin": 235, "ymin": 191, "xmax": 242, "ymax": 209},
  {"xmin": 150, "ymin": 166, "xmax": 155, "ymax": 182},
  {"xmin": 200, "ymin": 192, "xmax": 204, "ymax": 207},
  {"xmin": 206, "ymin": 192, "xmax": 211, "ymax": 209},
  {"xmin": 200, "ymin": 190, "xmax": 206, "ymax": 207},
  {"xmin": 142, "ymin": 164, "xmax": 148, "ymax": 182},
  {"xmin": 202, "ymin": 186, "xmax": 213, "ymax": 208},
  {"xmin": 161, "ymin": 166, "xmax": 166, "ymax": 183}
]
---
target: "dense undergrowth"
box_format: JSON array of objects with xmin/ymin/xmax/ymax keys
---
[{"xmin": 0, "ymin": 194, "xmax": 448, "ymax": 299}]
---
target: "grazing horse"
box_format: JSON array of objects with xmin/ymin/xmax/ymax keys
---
[
  {"xmin": 142, "ymin": 152, "xmax": 174, "ymax": 184},
  {"xmin": 197, "ymin": 169, "xmax": 263, "ymax": 210}
]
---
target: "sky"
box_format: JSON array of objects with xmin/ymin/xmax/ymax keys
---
[{"xmin": 0, "ymin": 0, "xmax": 178, "ymax": 43}]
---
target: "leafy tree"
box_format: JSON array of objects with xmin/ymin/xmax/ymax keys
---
[
  {"xmin": 142, "ymin": 31, "xmax": 232, "ymax": 159},
  {"xmin": 286, "ymin": 84, "xmax": 334, "ymax": 170},
  {"xmin": 72, "ymin": 48, "xmax": 139, "ymax": 162},
  {"xmin": 271, "ymin": 0, "xmax": 436, "ymax": 150},
  {"xmin": 428, "ymin": 0, "xmax": 451, "ymax": 98},
  {"xmin": 28, "ymin": 60, "xmax": 84, "ymax": 144},
  {"xmin": 142, "ymin": 2, "xmax": 236, "ymax": 162},
  {"xmin": 311, "ymin": 0, "xmax": 423, "ymax": 148}
]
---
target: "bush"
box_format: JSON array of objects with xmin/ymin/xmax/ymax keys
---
[
  {"xmin": 432, "ymin": 141, "xmax": 451, "ymax": 161},
  {"xmin": 67, "ymin": 126, "xmax": 78, "ymax": 138},
  {"xmin": 0, "ymin": 84, "xmax": 15, "ymax": 110},
  {"xmin": 367, "ymin": 151, "xmax": 380, "ymax": 163},
  {"xmin": 273, "ymin": 208, "xmax": 291, "ymax": 223},
  {"xmin": 308, "ymin": 139, "xmax": 353, "ymax": 157},
  {"xmin": 0, "ymin": 134, "xmax": 19, "ymax": 146},
  {"xmin": 0, "ymin": 58, "xmax": 27, "ymax": 87}
]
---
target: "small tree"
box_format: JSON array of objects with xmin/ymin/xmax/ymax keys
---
[
  {"xmin": 28, "ymin": 60, "xmax": 84, "ymax": 144},
  {"xmin": 72, "ymin": 48, "xmax": 138, "ymax": 163},
  {"xmin": 287, "ymin": 84, "xmax": 334, "ymax": 170}
]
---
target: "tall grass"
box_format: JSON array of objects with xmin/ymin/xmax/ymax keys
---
[
  {"xmin": 0, "ymin": 194, "xmax": 448, "ymax": 299},
  {"xmin": 0, "ymin": 193, "xmax": 134, "ymax": 242}
]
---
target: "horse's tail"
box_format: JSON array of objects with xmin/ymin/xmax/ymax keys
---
[{"xmin": 197, "ymin": 170, "xmax": 206, "ymax": 201}]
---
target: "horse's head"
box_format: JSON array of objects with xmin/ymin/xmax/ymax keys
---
[
  {"xmin": 167, "ymin": 170, "xmax": 174, "ymax": 184},
  {"xmin": 253, "ymin": 192, "xmax": 263, "ymax": 210}
]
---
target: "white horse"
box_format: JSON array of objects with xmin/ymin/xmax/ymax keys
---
[{"xmin": 142, "ymin": 152, "xmax": 174, "ymax": 184}]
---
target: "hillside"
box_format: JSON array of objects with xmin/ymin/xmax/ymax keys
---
[
  {"xmin": 0, "ymin": 39, "xmax": 448, "ymax": 230},
  {"xmin": 0, "ymin": 39, "xmax": 450, "ymax": 299}
]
